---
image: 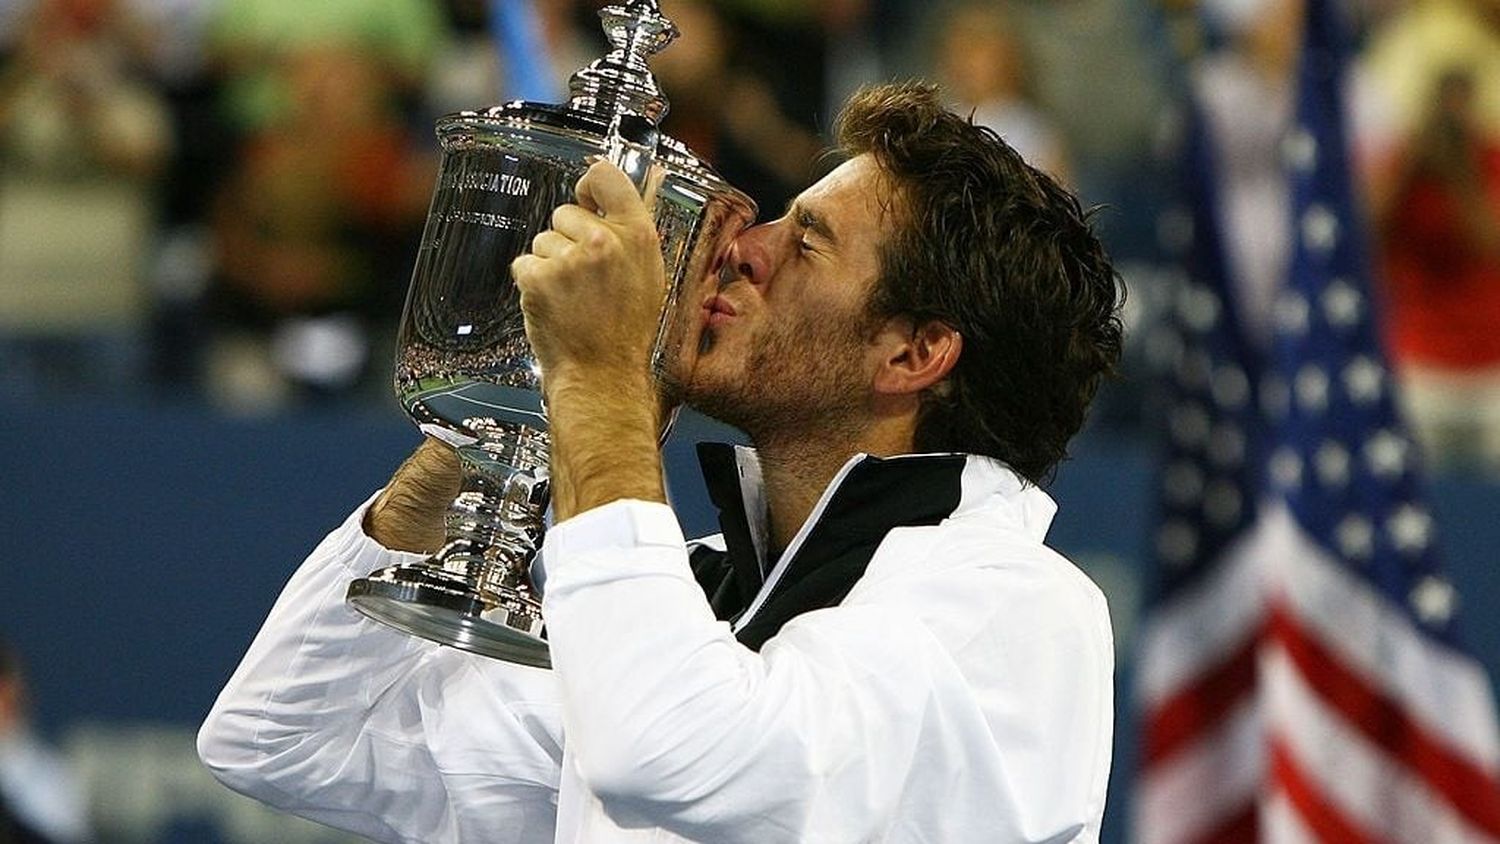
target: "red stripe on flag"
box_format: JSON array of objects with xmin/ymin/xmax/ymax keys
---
[
  {"xmin": 1269, "ymin": 735, "xmax": 1379, "ymax": 844},
  {"xmin": 1187, "ymin": 800, "xmax": 1258, "ymax": 844},
  {"xmin": 1143, "ymin": 631, "xmax": 1261, "ymax": 766},
  {"xmin": 1268, "ymin": 602, "xmax": 1500, "ymax": 836}
]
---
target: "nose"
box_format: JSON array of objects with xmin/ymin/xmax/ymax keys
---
[{"xmin": 723, "ymin": 220, "xmax": 781, "ymax": 289}]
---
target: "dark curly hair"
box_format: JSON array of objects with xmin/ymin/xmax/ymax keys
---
[{"xmin": 837, "ymin": 82, "xmax": 1123, "ymax": 484}]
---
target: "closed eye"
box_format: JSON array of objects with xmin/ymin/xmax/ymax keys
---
[{"xmin": 790, "ymin": 203, "xmax": 837, "ymax": 251}]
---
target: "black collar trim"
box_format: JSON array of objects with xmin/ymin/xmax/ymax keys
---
[{"xmin": 694, "ymin": 442, "xmax": 968, "ymax": 650}]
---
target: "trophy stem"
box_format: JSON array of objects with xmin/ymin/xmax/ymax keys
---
[
  {"xmin": 346, "ymin": 425, "xmax": 553, "ymax": 667},
  {"xmin": 437, "ymin": 438, "xmax": 549, "ymax": 603}
]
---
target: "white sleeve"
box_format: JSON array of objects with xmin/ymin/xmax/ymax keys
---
[
  {"xmin": 540, "ymin": 499, "xmax": 1108, "ymax": 843},
  {"xmin": 198, "ymin": 494, "xmax": 565, "ymax": 844}
]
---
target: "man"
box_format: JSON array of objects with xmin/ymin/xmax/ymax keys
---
[{"xmin": 199, "ymin": 83, "xmax": 1124, "ymax": 843}]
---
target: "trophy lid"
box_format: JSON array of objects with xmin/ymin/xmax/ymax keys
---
[
  {"xmin": 431, "ymin": 0, "xmax": 754, "ymax": 216},
  {"xmin": 566, "ymin": 0, "xmax": 679, "ymax": 124}
]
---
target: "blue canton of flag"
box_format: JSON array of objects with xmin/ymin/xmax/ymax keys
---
[
  {"xmin": 1271, "ymin": 0, "xmax": 1451, "ymax": 643},
  {"xmin": 1134, "ymin": 101, "xmax": 1272, "ymax": 844},
  {"xmin": 1151, "ymin": 105, "xmax": 1263, "ymax": 601}
]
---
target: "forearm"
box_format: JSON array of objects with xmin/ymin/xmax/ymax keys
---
[
  {"xmin": 544, "ymin": 369, "xmax": 665, "ymax": 522},
  {"xmin": 205, "ymin": 440, "xmax": 456, "ymax": 751},
  {"xmin": 512, "ymin": 158, "xmax": 675, "ymax": 524},
  {"xmin": 200, "ymin": 496, "xmax": 432, "ymax": 774},
  {"xmin": 364, "ymin": 437, "xmax": 460, "ymax": 552},
  {"xmin": 538, "ymin": 504, "xmax": 945, "ymax": 842},
  {"xmin": 202, "ymin": 492, "xmax": 568, "ymax": 843},
  {"xmin": 540, "ymin": 504, "xmax": 790, "ymax": 828}
]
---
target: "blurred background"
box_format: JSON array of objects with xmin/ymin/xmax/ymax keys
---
[{"xmin": 1, "ymin": 0, "xmax": 1497, "ymax": 841}]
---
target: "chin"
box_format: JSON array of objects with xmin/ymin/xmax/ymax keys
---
[
  {"xmin": 677, "ymin": 360, "xmax": 737, "ymax": 409},
  {"xmin": 660, "ymin": 342, "xmax": 713, "ymax": 402}
]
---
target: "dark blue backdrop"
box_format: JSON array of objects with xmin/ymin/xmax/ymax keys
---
[{"xmin": 3, "ymin": 400, "xmax": 1496, "ymax": 842}]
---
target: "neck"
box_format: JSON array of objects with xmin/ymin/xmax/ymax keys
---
[
  {"xmin": 756, "ymin": 439, "xmax": 851, "ymax": 554},
  {"xmin": 753, "ymin": 414, "xmax": 916, "ymax": 552}
]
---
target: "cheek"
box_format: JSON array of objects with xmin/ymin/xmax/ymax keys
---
[{"xmin": 682, "ymin": 317, "xmax": 751, "ymax": 381}]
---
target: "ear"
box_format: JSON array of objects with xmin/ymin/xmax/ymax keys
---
[{"xmin": 871, "ymin": 318, "xmax": 962, "ymax": 397}]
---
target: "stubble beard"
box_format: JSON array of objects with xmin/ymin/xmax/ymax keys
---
[{"xmin": 680, "ymin": 313, "xmax": 872, "ymax": 450}]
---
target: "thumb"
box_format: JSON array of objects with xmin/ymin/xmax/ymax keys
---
[{"xmin": 576, "ymin": 159, "xmax": 662, "ymax": 221}]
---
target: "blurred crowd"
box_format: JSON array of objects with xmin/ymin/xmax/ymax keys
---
[
  {"xmin": 0, "ymin": 0, "xmax": 1495, "ymax": 471},
  {"xmin": 1, "ymin": 640, "xmax": 89, "ymax": 843}
]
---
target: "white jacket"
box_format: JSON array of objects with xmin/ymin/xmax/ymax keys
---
[{"xmin": 199, "ymin": 452, "xmax": 1114, "ymax": 843}]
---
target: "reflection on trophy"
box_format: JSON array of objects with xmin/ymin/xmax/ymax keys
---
[{"xmin": 345, "ymin": 0, "xmax": 757, "ymax": 666}]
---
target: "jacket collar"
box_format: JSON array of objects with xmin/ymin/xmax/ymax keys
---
[{"xmin": 695, "ymin": 442, "xmax": 1055, "ymax": 648}]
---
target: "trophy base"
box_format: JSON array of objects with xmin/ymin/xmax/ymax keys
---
[{"xmin": 347, "ymin": 566, "xmax": 551, "ymax": 668}]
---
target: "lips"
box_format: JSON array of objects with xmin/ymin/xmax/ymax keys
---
[{"xmin": 703, "ymin": 294, "xmax": 738, "ymax": 327}]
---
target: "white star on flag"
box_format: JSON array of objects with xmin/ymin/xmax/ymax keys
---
[
  {"xmin": 1322, "ymin": 277, "xmax": 1363, "ymax": 328},
  {"xmin": 1343, "ymin": 356, "xmax": 1384, "ymax": 405}
]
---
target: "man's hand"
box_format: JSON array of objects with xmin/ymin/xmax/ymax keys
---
[
  {"xmin": 364, "ymin": 437, "xmax": 461, "ymax": 552},
  {"xmin": 512, "ymin": 160, "xmax": 667, "ymax": 394},
  {"xmin": 509, "ymin": 161, "xmax": 668, "ymax": 523}
]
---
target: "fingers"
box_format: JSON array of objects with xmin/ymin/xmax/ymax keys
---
[
  {"xmin": 550, "ymin": 204, "xmax": 599, "ymax": 241},
  {"xmin": 516, "ymin": 160, "xmax": 665, "ymax": 294},
  {"xmin": 576, "ymin": 159, "xmax": 653, "ymax": 221},
  {"xmin": 510, "ymin": 252, "xmax": 541, "ymax": 292},
  {"xmin": 529, "ymin": 229, "xmax": 573, "ymax": 259}
]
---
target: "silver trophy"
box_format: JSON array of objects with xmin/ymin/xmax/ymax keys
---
[{"xmin": 345, "ymin": 0, "xmax": 756, "ymax": 667}]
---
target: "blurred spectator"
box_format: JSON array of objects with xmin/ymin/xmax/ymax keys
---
[
  {"xmin": 0, "ymin": 641, "xmax": 91, "ymax": 844},
  {"xmin": 1356, "ymin": 0, "xmax": 1500, "ymax": 470},
  {"xmin": 193, "ymin": 0, "xmax": 447, "ymax": 409},
  {"xmin": 653, "ymin": 0, "xmax": 823, "ymax": 216},
  {"xmin": 0, "ymin": 0, "xmax": 170, "ymax": 395},
  {"xmin": 1360, "ymin": 0, "xmax": 1500, "ymax": 141},
  {"xmin": 953, "ymin": 0, "xmax": 1167, "ymax": 193},
  {"xmin": 1372, "ymin": 66, "xmax": 1500, "ymax": 470},
  {"xmin": 205, "ymin": 0, "xmax": 445, "ymax": 135},
  {"xmin": 423, "ymin": 0, "xmax": 506, "ymax": 119},
  {"xmin": 817, "ymin": 0, "xmax": 881, "ymax": 125},
  {"xmin": 204, "ymin": 44, "xmax": 434, "ymax": 409},
  {"xmin": 712, "ymin": 0, "xmax": 830, "ymax": 121},
  {"xmin": 424, "ymin": 0, "xmax": 605, "ymax": 117},
  {"xmin": 534, "ymin": 0, "xmax": 605, "ymax": 99},
  {"xmin": 934, "ymin": 2, "xmax": 1071, "ymax": 182},
  {"xmin": 136, "ymin": 0, "xmax": 235, "ymax": 392},
  {"xmin": 1193, "ymin": 0, "xmax": 1302, "ymax": 349}
]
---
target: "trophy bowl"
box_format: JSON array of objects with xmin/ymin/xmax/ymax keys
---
[{"xmin": 346, "ymin": 0, "xmax": 756, "ymax": 666}]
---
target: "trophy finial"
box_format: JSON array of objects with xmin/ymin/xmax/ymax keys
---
[
  {"xmin": 567, "ymin": 0, "xmax": 680, "ymax": 123},
  {"xmin": 600, "ymin": 0, "xmax": 679, "ymax": 58}
]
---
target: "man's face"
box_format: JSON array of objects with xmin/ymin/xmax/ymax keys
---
[{"xmin": 674, "ymin": 154, "xmax": 895, "ymax": 440}]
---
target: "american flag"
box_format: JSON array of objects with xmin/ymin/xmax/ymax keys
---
[{"xmin": 1134, "ymin": 0, "xmax": 1500, "ymax": 841}]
